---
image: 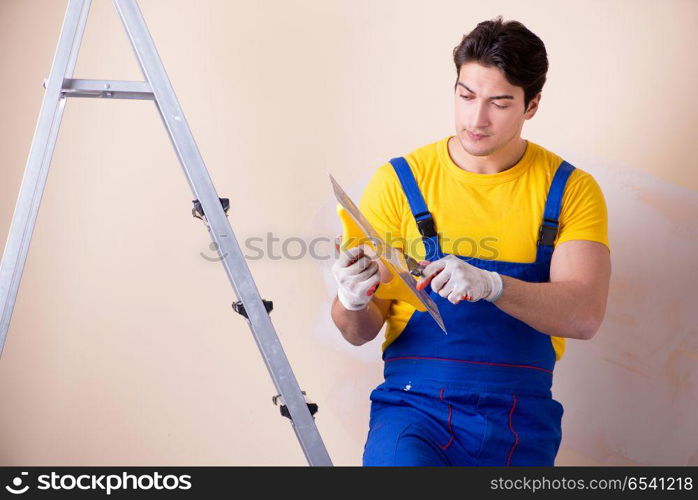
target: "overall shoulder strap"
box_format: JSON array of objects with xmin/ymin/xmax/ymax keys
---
[
  {"xmin": 389, "ymin": 157, "xmax": 443, "ymax": 260},
  {"xmin": 536, "ymin": 160, "xmax": 576, "ymax": 266}
]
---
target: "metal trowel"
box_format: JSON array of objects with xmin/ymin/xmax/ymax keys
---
[{"xmin": 329, "ymin": 174, "xmax": 446, "ymax": 333}]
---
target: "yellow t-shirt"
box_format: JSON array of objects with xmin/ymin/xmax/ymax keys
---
[{"xmin": 358, "ymin": 136, "xmax": 610, "ymax": 360}]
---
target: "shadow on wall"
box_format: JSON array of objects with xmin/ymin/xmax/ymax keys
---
[{"xmin": 310, "ymin": 148, "xmax": 698, "ymax": 466}]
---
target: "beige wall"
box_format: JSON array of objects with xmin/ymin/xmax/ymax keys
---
[{"xmin": 0, "ymin": 0, "xmax": 696, "ymax": 465}]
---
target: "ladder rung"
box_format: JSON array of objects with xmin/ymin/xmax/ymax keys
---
[{"xmin": 61, "ymin": 78, "xmax": 153, "ymax": 100}]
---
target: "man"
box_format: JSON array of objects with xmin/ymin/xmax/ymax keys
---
[{"xmin": 331, "ymin": 16, "xmax": 611, "ymax": 466}]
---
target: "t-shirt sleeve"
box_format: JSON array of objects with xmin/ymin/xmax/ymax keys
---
[
  {"xmin": 555, "ymin": 169, "xmax": 610, "ymax": 252},
  {"xmin": 358, "ymin": 163, "xmax": 407, "ymax": 251}
]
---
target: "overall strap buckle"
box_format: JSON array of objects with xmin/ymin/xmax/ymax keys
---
[
  {"xmin": 538, "ymin": 217, "xmax": 559, "ymax": 247},
  {"xmin": 414, "ymin": 211, "xmax": 437, "ymax": 238}
]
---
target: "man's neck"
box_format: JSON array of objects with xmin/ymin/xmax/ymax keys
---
[{"xmin": 447, "ymin": 136, "xmax": 528, "ymax": 175}]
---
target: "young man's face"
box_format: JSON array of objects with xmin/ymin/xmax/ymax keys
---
[{"xmin": 453, "ymin": 61, "xmax": 540, "ymax": 157}]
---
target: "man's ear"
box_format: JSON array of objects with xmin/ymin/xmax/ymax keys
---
[{"xmin": 524, "ymin": 92, "xmax": 542, "ymax": 118}]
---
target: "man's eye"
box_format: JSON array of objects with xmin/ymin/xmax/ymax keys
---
[{"xmin": 461, "ymin": 95, "xmax": 508, "ymax": 109}]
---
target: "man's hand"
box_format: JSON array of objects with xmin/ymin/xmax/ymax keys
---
[
  {"xmin": 417, "ymin": 254, "xmax": 503, "ymax": 304},
  {"xmin": 331, "ymin": 245, "xmax": 381, "ymax": 311}
]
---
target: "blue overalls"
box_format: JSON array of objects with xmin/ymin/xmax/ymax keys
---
[{"xmin": 362, "ymin": 156, "xmax": 576, "ymax": 466}]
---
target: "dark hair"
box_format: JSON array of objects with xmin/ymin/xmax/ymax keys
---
[{"xmin": 453, "ymin": 16, "xmax": 548, "ymax": 111}]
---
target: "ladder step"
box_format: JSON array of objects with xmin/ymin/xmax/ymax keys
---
[{"xmin": 61, "ymin": 78, "xmax": 153, "ymax": 100}]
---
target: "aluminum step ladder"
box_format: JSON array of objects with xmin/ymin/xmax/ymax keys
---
[{"xmin": 0, "ymin": 0, "xmax": 332, "ymax": 466}]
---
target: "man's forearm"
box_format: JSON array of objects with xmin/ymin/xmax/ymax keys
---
[
  {"xmin": 331, "ymin": 295, "xmax": 384, "ymax": 346},
  {"xmin": 492, "ymin": 275, "xmax": 604, "ymax": 340}
]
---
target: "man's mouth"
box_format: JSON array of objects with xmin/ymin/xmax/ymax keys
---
[{"xmin": 466, "ymin": 130, "xmax": 489, "ymax": 141}]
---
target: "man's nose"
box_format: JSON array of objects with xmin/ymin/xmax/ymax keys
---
[{"xmin": 469, "ymin": 100, "xmax": 490, "ymax": 130}]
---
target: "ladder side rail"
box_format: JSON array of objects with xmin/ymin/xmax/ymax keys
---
[
  {"xmin": 0, "ymin": 0, "xmax": 92, "ymax": 356},
  {"xmin": 112, "ymin": 0, "xmax": 332, "ymax": 466}
]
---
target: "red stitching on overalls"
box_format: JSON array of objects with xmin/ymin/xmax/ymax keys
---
[
  {"xmin": 384, "ymin": 356, "xmax": 553, "ymax": 374},
  {"xmin": 438, "ymin": 388, "xmax": 455, "ymax": 451},
  {"xmin": 506, "ymin": 394, "xmax": 519, "ymax": 466}
]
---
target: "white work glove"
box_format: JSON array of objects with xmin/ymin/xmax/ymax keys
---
[
  {"xmin": 332, "ymin": 245, "xmax": 381, "ymax": 311},
  {"xmin": 417, "ymin": 254, "xmax": 503, "ymax": 304}
]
